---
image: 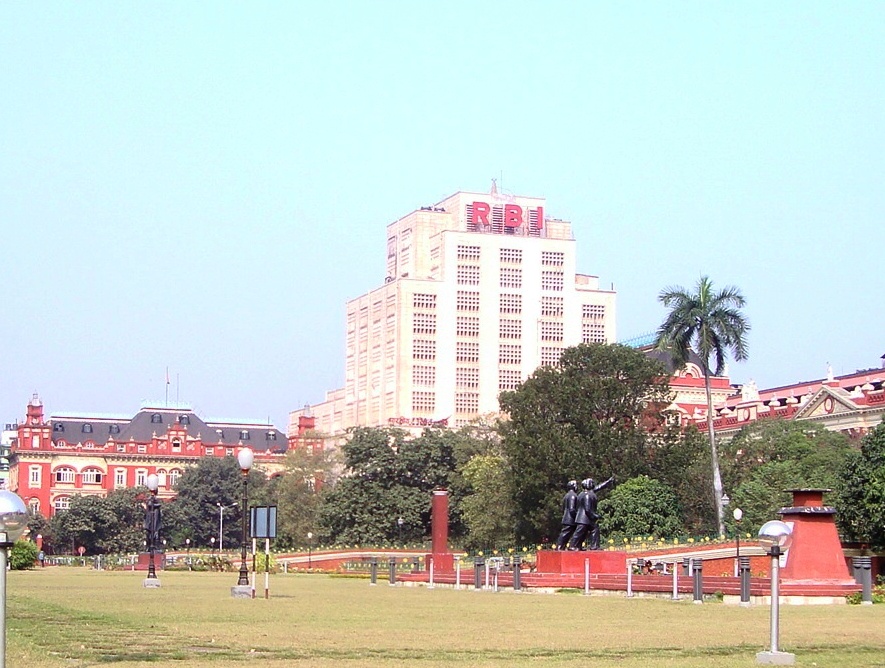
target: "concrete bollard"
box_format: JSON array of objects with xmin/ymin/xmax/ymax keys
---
[
  {"xmin": 692, "ymin": 558, "xmax": 703, "ymax": 603},
  {"xmin": 739, "ymin": 556, "xmax": 751, "ymax": 605},
  {"xmin": 682, "ymin": 556, "xmax": 691, "ymax": 576},
  {"xmin": 473, "ymin": 557, "xmax": 484, "ymax": 590},
  {"xmin": 513, "ymin": 555, "xmax": 521, "ymax": 591},
  {"xmin": 853, "ymin": 556, "xmax": 873, "ymax": 604},
  {"xmin": 370, "ymin": 557, "xmax": 378, "ymax": 585},
  {"xmin": 388, "ymin": 558, "xmax": 396, "ymax": 586}
]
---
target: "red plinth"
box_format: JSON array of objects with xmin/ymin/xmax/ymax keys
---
[
  {"xmin": 425, "ymin": 552, "xmax": 455, "ymax": 572},
  {"xmin": 537, "ymin": 550, "xmax": 628, "ymax": 574},
  {"xmin": 431, "ymin": 489, "xmax": 449, "ymax": 554},
  {"xmin": 779, "ymin": 489, "xmax": 854, "ymax": 583}
]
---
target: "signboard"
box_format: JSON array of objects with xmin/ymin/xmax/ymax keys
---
[
  {"xmin": 469, "ymin": 201, "xmax": 544, "ymax": 231},
  {"xmin": 250, "ymin": 506, "xmax": 277, "ymax": 539}
]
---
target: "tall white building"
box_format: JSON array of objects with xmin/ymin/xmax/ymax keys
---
[{"xmin": 290, "ymin": 187, "xmax": 616, "ymax": 435}]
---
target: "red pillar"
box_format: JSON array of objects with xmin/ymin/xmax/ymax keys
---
[{"xmin": 428, "ymin": 489, "xmax": 454, "ymax": 571}]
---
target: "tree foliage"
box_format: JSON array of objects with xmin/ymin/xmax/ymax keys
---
[
  {"xmin": 835, "ymin": 421, "xmax": 885, "ymax": 548},
  {"xmin": 655, "ymin": 275, "xmax": 750, "ymax": 535},
  {"xmin": 49, "ymin": 489, "xmax": 145, "ymax": 555},
  {"xmin": 268, "ymin": 446, "xmax": 335, "ymax": 550},
  {"xmin": 459, "ymin": 453, "xmax": 515, "ymax": 550},
  {"xmin": 598, "ymin": 475, "xmax": 683, "ymax": 540},
  {"xmin": 9, "ymin": 539, "xmax": 38, "ymax": 570},
  {"xmin": 721, "ymin": 421, "xmax": 852, "ymax": 534},
  {"xmin": 318, "ymin": 427, "xmax": 465, "ymax": 545},
  {"xmin": 498, "ymin": 343, "xmax": 673, "ymax": 543}
]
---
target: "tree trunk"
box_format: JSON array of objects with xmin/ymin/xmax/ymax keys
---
[{"xmin": 704, "ymin": 369, "xmax": 725, "ymax": 536}]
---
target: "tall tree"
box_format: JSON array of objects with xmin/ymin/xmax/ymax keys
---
[
  {"xmin": 835, "ymin": 421, "xmax": 885, "ymax": 549},
  {"xmin": 655, "ymin": 275, "xmax": 750, "ymax": 536},
  {"xmin": 498, "ymin": 343, "xmax": 671, "ymax": 543}
]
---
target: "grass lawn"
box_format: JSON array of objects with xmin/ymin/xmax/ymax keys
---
[{"xmin": 7, "ymin": 568, "xmax": 885, "ymax": 667}]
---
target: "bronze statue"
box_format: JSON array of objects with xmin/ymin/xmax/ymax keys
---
[
  {"xmin": 568, "ymin": 476, "xmax": 615, "ymax": 550},
  {"xmin": 555, "ymin": 480, "xmax": 579, "ymax": 550},
  {"xmin": 144, "ymin": 493, "xmax": 162, "ymax": 551}
]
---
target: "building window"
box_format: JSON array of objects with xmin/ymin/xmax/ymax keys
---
[
  {"xmin": 54, "ymin": 496, "xmax": 71, "ymax": 512},
  {"xmin": 266, "ymin": 431, "xmax": 277, "ymax": 441},
  {"xmin": 455, "ymin": 393, "xmax": 479, "ymax": 414},
  {"xmin": 413, "ymin": 312, "xmax": 437, "ymax": 334},
  {"xmin": 499, "ymin": 344, "xmax": 522, "ymax": 365},
  {"xmin": 412, "ymin": 365, "xmax": 436, "ymax": 387},
  {"xmin": 500, "ymin": 267, "xmax": 522, "ymax": 289},
  {"xmin": 457, "ymin": 265, "xmax": 481, "ymax": 285},
  {"xmin": 456, "ymin": 342, "xmax": 479, "ymax": 363},
  {"xmin": 54, "ymin": 467, "xmax": 75, "ymax": 484},
  {"xmin": 179, "ymin": 415, "xmax": 190, "ymax": 425},
  {"xmin": 456, "ymin": 291, "xmax": 480, "ymax": 311},
  {"xmin": 412, "ymin": 391, "xmax": 435, "ymax": 413},
  {"xmin": 172, "ymin": 439, "xmax": 181, "ymax": 452},
  {"xmin": 117, "ymin": 443, "xmax": 125, "ymax": 453},
  {"xmin": 540, "ymin": 321, "xmax": 564, "ymax": 342},
  {"xmin": 115, "ymin": 469, "xmax": 126, "ymax": 488},
  {"xmin": 137, "ymin": 444, "xmax": 146, "ymax": 454},
  {"xmin": 582, "ymin": 322, "xmax": 607, "ymax": 344},
  {"xmin": 81, "ymin": 423, "xmax": 93, "ymax": 434},
  {"xmin": 499, "ymin": 319, "xmax": 522, "ymax": 339},
  {"xmin": 31, "ymin": 435, "xmax": 40, "ymax": 448},
  {"xmin": 499, "ymin": 369, "xmax": 523, "ymax": 391},
  {"xmin": 151, "ymin": 413, "xmax": 163, "ymax": 424},
  {"xmin": 456, "ymin": 368, "xmax": 479, "ymax": 389},
  {"xmin": 500, "ymin": 248, "xmax": 522, "ymax": 264},
  {"xmin": 53, "ymin": 423, "xmax": 64, "ymax": 433},
  {"xmin": 108, "ymin": 424, "xmax": 120, "ymax": 435},
  {"xmin": 499, "ymin": 294, "xmax": 522, "ymax": 314},
  {"xmin": 583, "ymin": 304, "xmax": 606, "ymax": 319},
  {"xmin": 82, "ymin": 469, "xmax": 103, "ymax": 484},
  {"xmin": 541, "ymin": 271, "xmax": 564, "ymax": 291},
  {"xmin": 135, "ymin": 469, "xmax": 148, "ymax": 487},
  {"xmin": 29, "ymin": 466, "xmax": 41, "ymax": 488},
  {"xmin": 541, "ymin": 251, "xmax": 565, "ymax": 266},
  {"xmin": 413, "ymin": 293, "xmax": 436, "ymax": 309},
  {"xmin": 28, "ymin": 498, "xmax": 40, "ymax": 514},
  {"xmin": 541, "ymin": 296, "xmax": 563, "ymax": 317},
  {"xmin": 457, "ymin": 245, "xmax": 481, "ymax": 261},
  {"xmin": 169, "ymin": 469, "xmax": 182, "ymax": 488},
  {"xmin": 239, "ymin": 430, "xmax": 250, "ymax": 440},
  {"xmin": 541, "ymin": 347, "xmax": 564, "ymax": 366},
  {"xmin": 456, "ymin": 316, "xmax": 480, "ymax": 337},
  {"xmin": 412, "ymin": 339, "xmax": 436, "ymax": 360}
]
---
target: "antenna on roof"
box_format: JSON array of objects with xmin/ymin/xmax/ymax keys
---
[{"xmin": 490, "ymin": 178, "xmax": 497, "ymax": 194}]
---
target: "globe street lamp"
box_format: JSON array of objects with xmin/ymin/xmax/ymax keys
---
[
  {"xmin": 307, "ymin": 531, "xmax": 313, "ymax": 569},
  {"xmin": 144, "ymin": 474, "xmax": 161, "ymax": 584},
  {"xmin": 756, "ymin": 520, "xmax": 795, "ymax": 665},
  {"xmin": 185, "ymin": 538, "xmax": 191, "ymax": 570},
  {"xmin": 733, "ymin": 507, "xmax": 743, "ymax": 575},
  {"xmin": 235, "ymin": 448, "xmax": 254, "ymax": 589},
  {"xmin": 210, "ymin": 536, "xmax": 215, "ymax": 554},
  {"xmin": 0, "ymin": 490, "xmax": 28, "ymax": 668},
  {"xmin": 397, "ymin": 517, "xmax": 404, "ymax": 544}
]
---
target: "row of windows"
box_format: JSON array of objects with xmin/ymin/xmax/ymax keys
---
[
  {"xmin": 457, "ymin": 265, "xmax": 481, "ymax": 285},
  {"xmin": 583, "ymin": 304, "xmax": 606, "ymax": 319},
  {"xmin": 457, "ymin": 245, "xmax": 480, "ymax": 261},
  {"xmin": 30, "ymin": 466, "xmax": 182, "ymax": 489}
]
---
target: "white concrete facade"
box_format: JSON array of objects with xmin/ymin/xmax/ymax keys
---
[{"xmin": 290, "ymin": 189, "xmax": 616, "ymax": 436}]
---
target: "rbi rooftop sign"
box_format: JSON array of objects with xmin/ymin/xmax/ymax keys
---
[{"xmin": 468, "ymin": 201, "xmax": 544, "ymax": 232}]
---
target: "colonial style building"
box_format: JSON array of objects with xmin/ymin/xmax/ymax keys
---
[
  {"xmin": 8, "ymin": 394, "xmax": 320, "ymax": 517},
  {"xmin": 290, "ymin": 185, "xmax": 617, "ymax": 436}
]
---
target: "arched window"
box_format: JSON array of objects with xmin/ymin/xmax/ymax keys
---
[
  {"xmin": 81, "ymin": 423, "xmax": 93, "ymax": 434},
  {"xmin": 172, "ymin": 439, "xmax": 182, "ymax": 452},
  {"xmin": 82, "ymin": 468, "xmax": 103, "ymax": 484},
  {"xmin": 239, "ymin": 430, "xmax": 250, "ymax": 440},
  {"xmin": 53, "ymin": 423, "xmax": 65, "ymax": 433},
  {"xmin": 54, "ymin": 496, "xmax": 71, "ymax": 511},
  {"xmin": 109, "ymin": 424, "xmax": 120, "ymax": 435},
  {"xmin": 179, "ymin": 415, "xmax": 190, "ymax": 425},
  {"xmin": 168, "ymin": 469, "xmax": 182, "ymax": 488},
  {"xmin": 156, "ymin": 469, "xmax": 168, "ymax": 487},
  {"xmin": 54, "ymin": 467, "xmax": 75, "ymax": 484},
  {"xmin": 266, "ymin": 431, "xmax": 277, "ymax": 441},
  {"xmin": 28, "ymin": 498, "xmax": 40, "ymax": 513},
  {"xmin": 151, "ymin": 413, "xmax": 163, "ymax": 424}
]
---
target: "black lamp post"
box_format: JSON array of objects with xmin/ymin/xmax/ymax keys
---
[
  {"xmin": 733, "ymin": 507, "xmax": 743, "ymax": 575},
  {"xmin": 236, "ymin": 448, "xmax": 254, "ymax": 587},
  {"xmin": 397, "ymin": 517, "xmax": 403, "ymax": 544},
  {"xmin": 145, "ymin": 474, "xmax": 161, "ymax": 580}
]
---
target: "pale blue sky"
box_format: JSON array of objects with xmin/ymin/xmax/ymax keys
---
[{"xmin": 2, "ymin": 2, "xmax": 883, "ymax": 430}]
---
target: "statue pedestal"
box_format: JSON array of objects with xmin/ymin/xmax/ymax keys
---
[
  {"xmin": 536, "ymin": 550, "xmax": 627, "ymax": 575},
  {"xmin": 142, "ymin": 577, "xmax": 161, "ymax": 588},
  {"xmin": 230, "ymin": 585, "xmax": 252, "ymax": 599}
]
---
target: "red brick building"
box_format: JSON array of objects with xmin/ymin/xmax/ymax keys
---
[{"xmin": 8, "ymin": 393, "xmax": 320, "ymax": 517}]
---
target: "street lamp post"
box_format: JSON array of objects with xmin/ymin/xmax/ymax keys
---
[
  {"xmin": 0, "ymin": 490, "xmax": 28, "ymax": 668},
  {"xmin": 307, "ymin": 532, "xmax": 313, "ymax": 569},
  {"xmin": 235, "ymin": 448, "xmax": 254, "ymax": 591},
  {"xmin": 733, "ymin": 507, "xmax": 743, "ymax": 576},
  {"xmin": 185, "ymin": 538, "xmax": 191, "ymax": 570},
  {"xmin": 144, "ymin": 474, "xmax": 161, "ymax": 584},
  {"xmin": 397, "ymin": 517, "xmax": 404, "ymax": 544},
  {"xmin": 756, "ymin": 520, "xmax": 795, "ymax": 665},
  {"xmin": 210, "ymin": 536, "xmax": 215, "ymax": 554}
]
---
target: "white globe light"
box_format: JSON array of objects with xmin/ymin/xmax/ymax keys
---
[
  {"xmin": 758, "ymin": 520, "xmax": 793, "ymax": 551},
  {"xmin": 733, "ymin": 508, "xmax": 743, "ymax": 522},
  {"xmin": 237, "ymin": 447, "xmax": 254, "ymax": 472},
  {"xmin": 0, "ymin": 490, "xmax": 29, "ymax": 543},
  {"xmin": 146, "ymin": 474, "xmax": 159, "ymax": 492}
]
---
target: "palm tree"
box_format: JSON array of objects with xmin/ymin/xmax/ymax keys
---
[{"xmin": 655, "ymin": 276, "xmax": 750, "ymax": 536}]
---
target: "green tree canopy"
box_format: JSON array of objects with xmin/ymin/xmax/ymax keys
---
[
  {"xmin": 598, "ymin": 475, "xmax": 683, "ymax": 540},
  {"xmin": 498, "ymin": 343, "xmax": 672, "ymax": 543},
  {"xmin": 835, "ymin": 421, "xmax": 885, "ymax": 548}
]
